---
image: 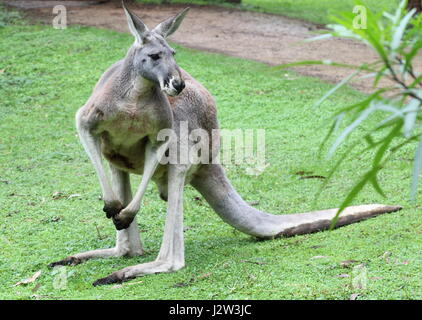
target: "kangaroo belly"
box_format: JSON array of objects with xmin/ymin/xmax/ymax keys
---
[{"xmin": 100, "ymin": 132, "xmax": 147, "ymax": 174}]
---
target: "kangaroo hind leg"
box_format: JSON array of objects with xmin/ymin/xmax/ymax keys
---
[
  {"xmin": 92, "ymin": 164, "xmax": 187, "ymax": 286},
  {"xmin": 48, "ymin": 165, "xmax": 143, "ymax": 268}
]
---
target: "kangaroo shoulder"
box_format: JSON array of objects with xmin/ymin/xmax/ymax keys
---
[{"xmin": 93, "ymin": 60, "xmax": 125, "ymax": 92}]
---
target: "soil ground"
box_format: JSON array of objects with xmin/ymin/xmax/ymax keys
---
[{"xmin": 3, "ymin": 0, "xmax": 422, "ymax": 92}]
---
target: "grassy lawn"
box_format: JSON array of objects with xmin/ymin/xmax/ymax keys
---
[
  {"xmin": 1, "ymin": 16, "xmax": 421, "ymax": 299},
  {"xmin": 136, "ymin": 0, "xmax": 397, "ymax": 25}
]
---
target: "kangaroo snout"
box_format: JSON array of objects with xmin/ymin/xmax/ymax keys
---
[
  {"xmin": 161, "ymin": 76, "xmax": 185, "ymax": 96},
  {"xmin": 173, "ymin": 79, "xmax": 185, "ymax": 93}
]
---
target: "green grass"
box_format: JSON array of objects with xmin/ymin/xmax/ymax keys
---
[
  {"xmin": 136, "ymin": 0, "xmax": 397, "ymax": 25},
  {"xmin": 1, "ymin": 20, "xmax": 421, "ymax": 299}
]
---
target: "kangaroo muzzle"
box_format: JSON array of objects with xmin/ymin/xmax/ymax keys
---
[{"xmin": 161, "ymin": 76, "xmax": 185, "ymax": 97}]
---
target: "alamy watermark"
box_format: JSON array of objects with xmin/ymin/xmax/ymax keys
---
[
  {"xmin": 51, "ymin": 266, "xmax": 75, "ymax": 290},
  {"xmin": 52, "ymin": 5, "xmax": 67, "ymax": 29},
  {"xmin": 351, "ymin": 264, "xmax": 368, "ymax": 290},
  {"xmin": 353, "ymin": 5, "xmax": 367, "ymax": 29},
  {"xmin": 155, "ymin": 121, "xmax": 268, "ymax": 175}
]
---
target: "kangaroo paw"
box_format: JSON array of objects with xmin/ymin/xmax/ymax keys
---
[
  {"xmin": 112, "ymin": 214, "xmax": 135, "ymax": 230},
  {"xmin": 93, "ymin": 272, "xmax": 127, "ymax": 286},
  {"xmin": 103, "ymin": 201, "xmax": 123, "ymax": 219},
  {"xmin": 48, "ymin": 256, "xmax": 82, "ymax": 268}
]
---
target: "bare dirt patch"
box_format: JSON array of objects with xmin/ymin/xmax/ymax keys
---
[{"xmin": 4, "ymin": 0, "xmax": 421, "ymax": 92}]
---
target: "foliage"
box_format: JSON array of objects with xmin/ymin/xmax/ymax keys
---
[{"xmin": 277, "ymin": 0, "xmax": 422, "ymax": 226}]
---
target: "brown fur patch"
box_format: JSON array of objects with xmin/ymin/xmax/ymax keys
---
[{"xmin": 104, "ymin": 151, "xmax": 135, "ymax": 170}]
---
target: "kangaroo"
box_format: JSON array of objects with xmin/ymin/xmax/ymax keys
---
[{"xmin": 49, "ymin": 2, "xmax": 402, "ymax": 286}]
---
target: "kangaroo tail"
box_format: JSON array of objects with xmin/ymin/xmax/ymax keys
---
[{"xmin": 190, "ymin": 164, "xmax": 402, "ymax": 239}]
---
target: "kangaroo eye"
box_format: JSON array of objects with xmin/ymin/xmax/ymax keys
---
[{"xmin": 149, "ymin": 54, "xmax": 160, "ymax": 61}]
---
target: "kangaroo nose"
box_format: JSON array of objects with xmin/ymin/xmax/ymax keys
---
[{"xmin": 173, "ymin": 79, "xmax": 185, "ymax": 93}]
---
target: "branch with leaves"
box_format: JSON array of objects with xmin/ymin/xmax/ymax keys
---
[{"xmin": 277, "ymin": 0, "xmax": 422, "ymax": 226}]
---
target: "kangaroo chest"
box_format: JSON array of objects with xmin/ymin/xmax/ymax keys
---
[{"xmin": 94, "ymin": 99, "xmax": 169, "ymax": 174}]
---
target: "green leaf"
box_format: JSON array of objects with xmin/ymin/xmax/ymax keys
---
[
  {"xmin": 364, "ymin": 134, "xmax": 376, "ymax": 148},
  {"xmin": 391, "ymin": 9, "xmax": 416, "ymax": 52},
  {"xmin": 329, "ymin": 168, "xmax": 375, "ymax": 229},
  {"xmin": 373, "ymin": 66, "xmax": 388, "ymax": 88},
  {"xmin": 332, "ymin": 89, "xmax": 386, "ymax": 117},
  {"xmin": 370, "ymin": 172, "xmax": 386, "ymax": 198},
  {"xmin": 404, "ymin": 39, "xmax": 422, "ymax": 73},
  {"xmin": 392, "ymin": 0, "xmax": 407, "ymax": 27},
  {"xmin": 373, "ymin": 121, "xmax": 402, "ymax": 168},
  {"xmin": 409, "ymin": 73, "xmax": 422, "ymax": 89},
  {"xmin": 312, "ymin": 70, "xmax": 360, "ymax": 108},
  {"xmin": 329, "ymin": 122, "xmax": 402, "ymax": 228},
  {"xmin": 318, "ymin": 113, "xmax": 345, "ymax": 157},
  {"xmin": 403, "ymin": 99, "xmax": 420, "ymax": 138},
  {"xmin": 313, "ymin": 142, "xmax": 358, "ymax": 205},
  {"xmin": 329, "ymin": 103, "xmax": 377, "ymax": 156},
  {"xmin": 383, "ymin": 12, "xmax": 395, "ymax": 23}
]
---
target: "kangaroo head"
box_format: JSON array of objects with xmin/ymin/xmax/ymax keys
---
[{"xmin": 122, "ymin": 1, "xmax": 189, "ymax": 96}]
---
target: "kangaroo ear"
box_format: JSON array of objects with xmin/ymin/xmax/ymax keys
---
[
  {"xmin": 122, "ymin": 0, "xmax": 149, "ymax": 44},
  {"xmin": 153, "ymin": 7, "xmax": 189, "ymax": 38}
]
